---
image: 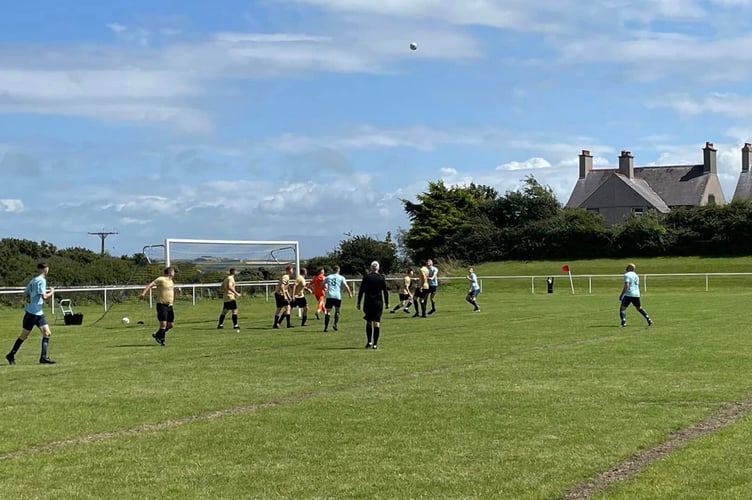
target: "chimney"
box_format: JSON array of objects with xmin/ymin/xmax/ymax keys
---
[
  {"xmin": 743, "ymin": 143, "xmax": 752, "ymax": 173},
  {"xmin": 618, "ymin": 150, "xmax": 634, "ymax": 178},
  {"xmin": 579, "ymin": 149, "xmax": 593, "ymax": 179},
  {"xmin": 703, "ymin": 141, "xmax": 717, "ymax": 174}
]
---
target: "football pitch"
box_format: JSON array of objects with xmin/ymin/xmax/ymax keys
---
[{"xmin": 2, "ymin": 268, "xmax": 752, "ymax": 498}]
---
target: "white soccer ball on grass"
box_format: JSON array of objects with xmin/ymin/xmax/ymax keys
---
[{"xmin": 121, "ymin": 316, "xmax": 130, "ymax": 325}]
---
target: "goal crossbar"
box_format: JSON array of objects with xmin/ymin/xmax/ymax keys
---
[{"xmin": 164, "ymin": 238, "xmax": 300, "ymax": 274}]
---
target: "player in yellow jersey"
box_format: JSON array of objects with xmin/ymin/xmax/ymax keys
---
[
  {"xmin": 390, "ymin": 268, "xmax": 414, "ymax": 314},
  {"xmin": 273, "ymin": 265, "xmax": 294, "ymax": 329},
  {"xmin": 291, "ymin": 268, "xmax": 311, "ymax": 327},
  {"xmin": 140, "ymin": 266, "xmax": 176, "ymax": 346},
  {"xmin": 413, "ymin": 262, "xmax": 429, "ymax": 318},
  {"xmin": 217, "ymin": 268, "xmax": 241, "ymax": 331}
]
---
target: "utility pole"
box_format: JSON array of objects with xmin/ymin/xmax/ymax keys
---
[{"xmin": 88, "ymin": 231, "xmax": 118, "ymax": 255}]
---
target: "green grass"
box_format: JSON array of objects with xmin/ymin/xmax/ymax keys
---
[{"xmin": 3, "ymin": 257, "xmax": 752, "ymax": 498}]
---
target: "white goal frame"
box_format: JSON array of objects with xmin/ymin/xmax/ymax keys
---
[{"xmin": 163, "ymin": 238, "xmax": 300, "ymax": 275}]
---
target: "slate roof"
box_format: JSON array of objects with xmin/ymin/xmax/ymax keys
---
[
  {"xmin": 733, "ymin": 171, "xmax": 752, "ymax": 201},
  {"xmin": 567, "ymin": 164, "xmax": 713, "ymax": 209}
]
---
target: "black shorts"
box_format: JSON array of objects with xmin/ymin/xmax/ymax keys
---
[
  {"xmin": 363, "ymin": 301, "xmax": 384, "ymax": 322},
  {"xmin": 291, "ymin": 297, "xmax": 307, "ymax": 308},
  {"xmin": 156, "ymin": 303, "xmax": 174, "ymax": 323},
  {"xmin": 325, "ymin": 298, "xmax": 342, "ymax": 310},
  {"xmin": 223, "ymin": 300, "xmax": 238, "ymax": 311},
  {"xmin": 621, "ymin": 296, "xmax": 642, "ymax": 309},
  {"xmin": 22, "ymin": 311, "xmax": 47, "ymax": 331},
  {"xmin": 428, "ymin": 285, "xmax": 438, "ymax": 294},
  {"xmin": 398, "ymin": 293, "xmax": 411, "ymax": 302},
  {"xmin": 274, "ymin": 293, "xmax": 290, "ymax": 308}
]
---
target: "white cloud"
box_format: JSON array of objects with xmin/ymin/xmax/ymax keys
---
[
  {"xmin": 558, "ymin": 33, "xmax": 752, "ymax": 82},
  {"xmin": 0, "ymin": 69, "xmax": 199, "ymax": 100},
  {"xmin": 649, "ymin": 93, "xmax": 752, "ymax": 119},
  {"xmin": 0, "ymin": 199, "xmax": 24, "ymax": 212},
  {"xmin": 267, "ymin": 125, "xmax": 490, "ymax": 152},
  {"xmin": 215, "ymin": 32, "xmax": 331, "ymax": 43},
  {"xmin": 106, "ymin": 23, "xmax": 127, "ymax": 33},
  {"xmin": 496, "ymin": 157, "xmax": 551, "ymax": 171}
]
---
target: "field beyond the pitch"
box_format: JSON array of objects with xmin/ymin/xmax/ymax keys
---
[{"xmin": 3, "ymin": 256, "xmax": 752, "ymax": 499}]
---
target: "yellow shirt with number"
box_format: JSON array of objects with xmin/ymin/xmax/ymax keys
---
[
  {"xmin": 400, "ymin": 275, "xmax": 412, "ymax": 295},
  {"xmin": 154, "ymin": 276, "xmax": 175, "ymax": 305},
  {"xmin": 293, "ymin": 275, "xmax": 306, "ymax": 299},
  {"xmin": 222, "ymin": 275, "xmax": 237, "ymax": 301},
  {"xmin": 419, "ymin": 266, "xmax": 429, "ymax": 290},
  {"xmin": 276, "ymin": 273, "xmax": 291, "ymax": 297}
]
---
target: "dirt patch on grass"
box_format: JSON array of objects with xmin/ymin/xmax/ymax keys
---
[{"xmin": 563, "ymin": 399, "xmax": 752, "ymax": 499}]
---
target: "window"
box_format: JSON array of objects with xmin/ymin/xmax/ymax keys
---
[
  {"xmin": 708, "ymin": 194, "xmax": 716, "ymax": 205},
  {"xmin": 632, "ymin": 207, "xmax": 644, "ymax": 216}
]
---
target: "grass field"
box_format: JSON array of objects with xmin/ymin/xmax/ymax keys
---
[{"xmin": 3, "ymin": 257, "xmax": 752, "ymax": 499}]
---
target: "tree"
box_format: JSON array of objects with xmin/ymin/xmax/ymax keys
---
[
  {"xmin": 613, "ymin": 211, "xmax": 672, "ymax": 256},
  {"xmin": 487, "ymin": 175, "xmax": 561, "ymax": 228},
  {"xmin": 334, "ymin": 234, "xmax": 398, "ymax": 275},
  {"xmin": 401, "ymin": 181, "xmax": 497, "ymax": 261}
]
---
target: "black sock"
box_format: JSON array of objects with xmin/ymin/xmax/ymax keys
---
[
  {"xmin": 421, "ymin": 302, "xmax": 427, "ymax": 316},
  {"xmin": 10, "ymin": 337, "xmax": 24, "ymax": 355},
  {"xmin": 324, "ymin": 314, "xmax": 330, "ymax": 329},
  {"xmin": 155, "ymin": 328, "xmax": 165, "ymax": 340},
  {"xmin": 373, "ymin": 326, "xmax": 380, "ymax": 345},
  {"xmin": 301, "ymin": 315, "xmax": 307, "ymax": 325},
  {"xmin": 334, "ymin": 312, "xmax": 340, "ymax": 326},
  {"xmin": 274, "ymin": 315, "xmax": 280, "ymax": 326},
  {"xmin": 285, "ymin": 313, "xmax": 292, "ymax": 327},
  {"xmin": 218, "ymin": 314, "xmax": 225, "ymax": 326},
  {"xmin": 231, "ymin": 314, "xmax": 238, "ymax": 327},
  {"xmin": 41, "ymin": 337, "xmax": 49, "ymax": 358},
  {"xmin": 366, "ymin": 323, "xmax": 373, "ymax": 343}
]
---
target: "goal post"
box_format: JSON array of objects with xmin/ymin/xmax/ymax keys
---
[{"xmin": 163, "ymin": 238, "xmax": 301, "ymax": 277}]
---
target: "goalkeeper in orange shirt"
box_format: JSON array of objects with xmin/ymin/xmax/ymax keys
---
[{"xmin": 309, "ymin": 267, "xmax": 326, "ymax": 320}]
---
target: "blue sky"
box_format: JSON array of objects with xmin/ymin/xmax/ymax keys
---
[{"xmin": 2, "ymin": 0, "xmax": 752, "ymax": 258}]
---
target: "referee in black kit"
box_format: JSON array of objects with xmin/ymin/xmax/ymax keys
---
[{"xmin": 357, "ymin": 261, "xmax": 389, "ymax": 350}]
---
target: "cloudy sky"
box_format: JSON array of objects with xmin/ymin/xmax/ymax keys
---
[{"xmin": 2, "ymin": 0, "xmax": 752, "ymax": 258}]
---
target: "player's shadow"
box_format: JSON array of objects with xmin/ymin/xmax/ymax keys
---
[
  {"xmin": 108, "ymin": 344, "xmax": 159, "ymax": 348},
  {"xmin": 314, "ymin": 346, "xmax": 364, "ymax": 350}
]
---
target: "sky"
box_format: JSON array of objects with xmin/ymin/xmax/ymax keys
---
[{"xmin": 3, "ymin": 0, "xmax": 752, "ymax": 258}]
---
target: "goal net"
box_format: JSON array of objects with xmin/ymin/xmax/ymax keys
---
[
  {"xmin": 164, "ymin": 238, "xmax": 300, "ymax": 284},
  {"xmin": 84, "ymin": 239, "xmax": 299, "ymax": 329}
]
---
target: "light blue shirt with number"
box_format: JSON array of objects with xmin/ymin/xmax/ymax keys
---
[
  {"xmin": 623, "ymin": 271, "xmax": 640, "ymax": 297},
  {"xmin": 324, "ymin": 273, "xmax": 346, "ymax": 300},
  {"xmin": 468, "ymin": 272, "xmax": 480, "ymax": 291},
  {"xmin": 25, "ymin": 275, "xmax": 47, "ymax": 315},
  {"xmin": 428, "ymin": 266, "xmax": 439, "ymax": 287}
]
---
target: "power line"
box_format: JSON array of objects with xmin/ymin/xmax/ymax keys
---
[{"xmin": 88, "ymin": 231, "xmax": 118, "ymax": 255}]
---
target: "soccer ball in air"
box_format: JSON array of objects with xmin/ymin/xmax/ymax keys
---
[
  {"xmin": 409, "ymin": 42, "xmax": 417, "ymax": 50},
  {"xmin": 121, "ymin": 317, "xmax": 130, "ymax": 325}
]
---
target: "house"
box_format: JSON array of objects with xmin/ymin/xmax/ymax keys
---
[
  {"xmin": 732, "ymin": 143, "xmax": 752, "ymax": 201},
  {"xmin": 566, "ymin": 142, "xmax": 726, "ymax": 225}
]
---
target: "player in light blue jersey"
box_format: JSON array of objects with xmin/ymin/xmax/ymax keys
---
[
  {"xmin": 426, "ymin": 258, "xmax": 439, "ymax": 315},
  {"xmin": 465, "ymin": 266, "xmax": 481, "ymax": 312},
  {"xmin": 323, "ymin": 265, "xmax": 352, "ymax": 332},
  {"xmin": 6, "ymin": 262, "xmax": 57, "ymax": 365},
  {"xmin": 619, "ymin": 262, "xmax": 653, "ymax": 328}
]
